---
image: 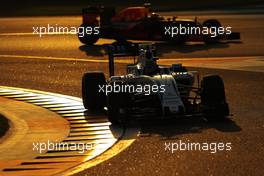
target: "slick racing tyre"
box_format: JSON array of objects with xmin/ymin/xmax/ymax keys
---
[
  {"xmin": 107, "ymin": 91, "xmax": 127, "ymax": 125},
  {"xmin": 201, "ymin": 75, "xmax": 230, "ymax": 121},
  {"xmin": 162, "ymin": 23, "xmax": 188, "ymax": 44},
  {"xmin": 202, "ymin": 19, "xmax": 222, "ymax": 44},
  {"xmin": 78, "ymin": 23, "xmax": 100, "ymax": 45},
  {"xmin": 82, "ymin": 72, "xmax": 106, "ymax": 112}
]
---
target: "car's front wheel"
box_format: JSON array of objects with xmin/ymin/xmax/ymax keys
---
[{"xmin": 201, "ymin": 75, "xmax": 230, "ymax": 121}]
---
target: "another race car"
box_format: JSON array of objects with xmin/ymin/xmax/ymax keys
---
[
  {"xmin": 78, "ymin": 3, "xmax": 240, "ymax": 45},
  {"xmin": 82, "ymin": 43, "xmax": 230, "ymax": 124}
]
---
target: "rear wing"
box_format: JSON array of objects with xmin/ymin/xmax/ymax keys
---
[{"xmin": 107, "ymin": 42, "xmax": 156, "ymax": 77}]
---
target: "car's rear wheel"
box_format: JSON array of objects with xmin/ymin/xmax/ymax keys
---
[
  {"xmin": 78, "ymin": 24, "xmax": 100, "ymax": 45},
  {"xmin": 201, "ymin": 75, "xmax": 229, "ymax": 121},
  {"xmin": 202, "ymin": 19, "xmax": 222, "ymax": 44},
  {"xmin": 107, "ymin": 91, "xmax": 127, "ymax": 125},
  {"xmin": 162, "ymin": 23, "xmax": 188, "ymax": 44},
  {"xmin": 82, "ymin": 72, "xmax": 106, "ymax": 112}
]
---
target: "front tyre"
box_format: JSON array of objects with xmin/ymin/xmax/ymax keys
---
[
  {"xmin": 201, "ymin": 75, "xmax": 230, "ymax": 121},
  {"xmin": 82, "ymin": 72, "xmax": 106, "ymax": 112}
]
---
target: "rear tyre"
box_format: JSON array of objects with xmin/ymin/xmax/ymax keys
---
[
  {"xmin": 201, "ymin": 75, "xmax": 229, "ymax": 121},
  {"xmin": 82, "ymin": 72, "xmax": 106, "ymax": 112},
  {"xmin": 202, "ymin": 19, "xmax": 222, "ymax": 44},
  {"xmin": 78, "ymin": 24, "xmax": 100, "ymax": 45},
  {"xmin": 162, "ymin": 23, "xmax": 188, "ymax": 44},
  {"xmin": 107, "ymin": 91, "xmax": 127, "ymax": 125}
]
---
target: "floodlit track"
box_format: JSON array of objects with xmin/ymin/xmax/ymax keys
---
[{"xmin": 0, "ymin": 12, "xmax": 263, "ymax": 176}]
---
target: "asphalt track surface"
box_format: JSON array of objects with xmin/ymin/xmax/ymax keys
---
[{"xmin": 0, "ymin": 11, "xmax": 263, "ymax": 175}]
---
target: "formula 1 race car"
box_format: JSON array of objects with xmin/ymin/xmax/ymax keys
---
[
  {"xmin": 78, "ymin": 3, "xmax": 240, "ymax": 45},
  {"xmin": 82, "ymin": 43, "xmax": 230, "ymax": 124}
]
